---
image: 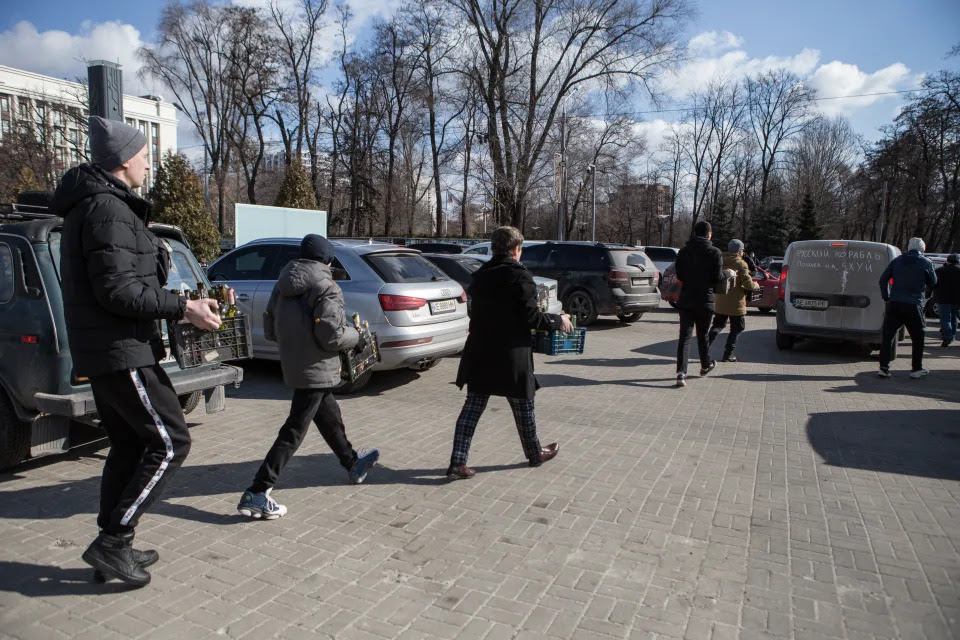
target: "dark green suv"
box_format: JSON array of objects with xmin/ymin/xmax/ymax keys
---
[{"xmin": 0, "ymin": 203, "xmax": 244, "ymax": 469}]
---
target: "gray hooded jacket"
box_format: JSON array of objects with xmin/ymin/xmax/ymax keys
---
[{"xmin": 264, "ymin": 259, "xmax": 359, "ymax": 388}]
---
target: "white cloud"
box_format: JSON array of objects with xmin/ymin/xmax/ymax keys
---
[
  {"xmin": 666, "ymin": 46, "xmax": 821, "ymax": 97},
  {"xmin": 687, "ymin": 30, "xmax": 744, "ymax": 56},
  {"xmin": 0, "ymin": 20, "xmax": 152, "ymax": 94},
  {"xmin": 807, "ymin": 60, "xmax": 914, "ymax": 115},
  {"xmin": 633, "ymin": 118, "xmax": 674, "ymax": 155}
]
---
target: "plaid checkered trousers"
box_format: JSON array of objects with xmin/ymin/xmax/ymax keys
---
[{"xmin": 450, "ymin": 392, "xmax": 541, "ymax": 465}]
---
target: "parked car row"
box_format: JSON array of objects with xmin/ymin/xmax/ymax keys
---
[{"xmin": 208, "ymin": 239, "xmax": 669, "ymax": 391}]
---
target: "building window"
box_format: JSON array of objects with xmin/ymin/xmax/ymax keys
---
[
  {"xmin": 1, "ymin": 94, "xmax": 11, "ymax": 135},
  {"xmin": 151, "ymin": 123, "xmax": 160, "ymax": 169}
]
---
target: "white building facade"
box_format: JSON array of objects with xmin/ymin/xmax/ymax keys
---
[{"xmin": 0, "ymin": 64, "xmax": 178, "ymax": 192}]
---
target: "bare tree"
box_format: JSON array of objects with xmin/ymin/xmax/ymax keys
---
[
  {"xmin": 269, "ymin": 0, "xmax": 328, "ymax": 169},
  {"xmin": 226, "ymin": 6, "xmax": 281, "ymax": 205},
  {"xmin": 371, "ymin": 17, "xmax": 421, "ymax": 235},
  {"xmin": 140, "ymin": 1, "xmax": 245, "ymax": 231},
  {"xmin": 450, "ymin": 0, "xmax": 689, "ymax": 228},
  {"xmin": 745, "ymin": 69, "xmax": 816, "ymax": 209}
]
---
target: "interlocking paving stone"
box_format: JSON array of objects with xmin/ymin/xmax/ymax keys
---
[{"xmin": 1, "ymin": 307, "xmax": 958, "ymax": 639}]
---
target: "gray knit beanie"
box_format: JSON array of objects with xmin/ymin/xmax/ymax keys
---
[
  {"xmin": 728, "ymin": 239, "xmax": 744, "ymax": 253},
  {"xmin": 88, "ymin": 116, "xmax": 147, "ymax": 170}
]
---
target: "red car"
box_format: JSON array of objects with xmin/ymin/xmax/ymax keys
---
[{"xmin": 660, "ymin": 263, "xmax": 778, "ymax": 314}]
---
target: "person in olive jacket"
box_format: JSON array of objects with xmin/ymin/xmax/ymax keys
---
[
  {"xmin": 448, "ymin": 226, "xmax": 573, "ymax": 480},
  {"xmin": 933, "ymin": 253, "xmax": 960, "ymax": 347},
  {"xmin": 237, "ymin": 235, "xmax": 379, "ymax": 519},
  {"xmin": 708, "ymin": 239, "xmax": 760, "ymax": 362},
  {"xmin": 673, "ymin": 220, "xmax": 724, "ymax": 387},
  {"xmin": 54, "ymin": 117, "xmax": 222, "ymax": 587}
]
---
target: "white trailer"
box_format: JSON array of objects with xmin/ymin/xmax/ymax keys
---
[{"xmin": 234, "ymin": 204, "xmax": 328, "ymax": 247}]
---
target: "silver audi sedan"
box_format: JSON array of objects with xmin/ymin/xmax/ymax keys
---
[{"xmin": 207, "ymin": 238, "xmax": 469, "ymax": 392}]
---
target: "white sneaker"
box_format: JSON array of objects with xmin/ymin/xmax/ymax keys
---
[
  {"xmin": 909, "ymin": 368, "xmax": 929, "ymax": 379},
  {"xmin": 877, "ymin": 368, "xmax": 891, "ymax": 378}
]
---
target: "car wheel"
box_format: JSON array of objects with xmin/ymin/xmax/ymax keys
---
[
  {"xmin": 566, "ymin": 291, "xmax": 598, "ymax": 326},
  {"xmin": 333, "ymin": 369, "xmax": 373, "ymax": 395},
  {"xmin": 757, "ymin": 307, "xmax": 773, "ymax": 314},
  {"xmin": 617, "ymin": 312, "xmax": 643, "ymax": 323},
  {"xmin": 667, "ymin": 301, "xmax": 678, "ymax": 309},
  {"xmin": 179, "ymin": 391, "xmax": 202, "ymax": 415},
  {"xmin": 0, "ymin": 389, "xmax": 30, "ymax": 470},
  {"xmin": 775, "ymin": 329, "xmax": 794, "ymax": 350}
]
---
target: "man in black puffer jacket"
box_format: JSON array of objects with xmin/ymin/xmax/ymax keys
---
[
  {"xmin": 448, "ymin": 226, "xmax": 572, "ymax": 480},
  {"xmin": 53, "ymin": 117, "xmax": 222, "ymax": 587},
  {"xmin": 674, "ymin": 220, "xmax": 724, "ymax": 388}
]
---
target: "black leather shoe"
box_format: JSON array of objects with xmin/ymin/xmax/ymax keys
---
[
  {"xmin": 529, "ymin": 442, "xmax": 559, "ymax": 467},
  {"xmin": 93, "ymin": 548, "xmax": 159, "ymax": 583},
  {"xmin": 82, "ymin": 532, "xmax": 151, "ymax": 587}
]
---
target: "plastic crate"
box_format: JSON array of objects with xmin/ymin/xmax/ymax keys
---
[
  {"xmin": 533, "ymin": 327, "xmax": 586, "ymax": 356},
  {"xmin": 168, "ymin": 314, "xmax": 253, "ymax": 369},
  {"xmin": 340, "ymin": 329, "xmax": 381, "ymax": 382}
]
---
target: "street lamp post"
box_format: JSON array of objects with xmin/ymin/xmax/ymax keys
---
[
  {"xmin": 587, "ymin": 164, "xmax": 597, "ymax": 242},
  {"xmin": 657, "ymin": 214, "xmax": 669, "ymax": 246}
]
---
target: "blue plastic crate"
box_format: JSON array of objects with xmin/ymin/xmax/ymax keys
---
[{"xmin": 533, "ymin": 327, "xmax": 586, "ymax": 355}]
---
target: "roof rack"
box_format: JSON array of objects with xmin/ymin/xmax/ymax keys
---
[{"xmin": 0, "ymin": 202, "xmax": 59, "ymax": 221}]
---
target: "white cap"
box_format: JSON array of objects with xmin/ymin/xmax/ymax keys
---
[{"xmin": 907, "ymin": 237, "xmax": 925, "ymax": 253}]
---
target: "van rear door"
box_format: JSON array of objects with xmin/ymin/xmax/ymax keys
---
[
  {"xmin": 835, "ymin": 241, "xmax": 897, "ymax": 333},
  {"xmin": 784, "ymin": 241, "xmax": 844, "ymax": 330}
]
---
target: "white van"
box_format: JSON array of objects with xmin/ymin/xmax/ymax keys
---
[{"xmin": 776, "ymin": 240, "xmax": 900, "ymax": 351}]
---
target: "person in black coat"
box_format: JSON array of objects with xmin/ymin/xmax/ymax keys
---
[
  {"xmin": 674, "ymin": 220, "xmax": 724, "ymax": 387},
  {"xmin": 933, "ymin": 253, "xmax": 960, "ymax": 347},
  {"xmin": 448, "ymin": 226, "xmax": 573, "ymax": 479},
  {"xmin": 53, "ymin": 117, "xmax": 222, "ymax": 587}
]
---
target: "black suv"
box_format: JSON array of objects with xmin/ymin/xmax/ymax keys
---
[
  {"xmin": 0, "ymin": 203, "xmax": 244, "ymax": 469},
  {"xmin": 520, "ymin": 242, "xmax": 659, "ymax": 325}
]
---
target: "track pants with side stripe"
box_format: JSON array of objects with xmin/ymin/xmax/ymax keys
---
[{"xmin": 90, "ymin": 364, "xmax": 191, "ymax": 535}]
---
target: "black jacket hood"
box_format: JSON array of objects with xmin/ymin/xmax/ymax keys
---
[{"xmin": 52, "ymin": 163, "xmax": 151, "ymax": 222}]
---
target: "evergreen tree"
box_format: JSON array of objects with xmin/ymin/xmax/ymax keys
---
[
  {"xmin": 11, "ymin": 168, "xmax": 42, "ymax": 202},
  {"xmin": 151, "ymin": 152, "xmax": 221, "ymax": 263},
  {"xmin": 794, "ymin": 192, "xmax": 822, "ymax": 241},
  {"xmin": 274, "ymin": 158, "xmax": 317, "ymax": 209},
  {"xmin": 710, "ymin": 199, "xmax": 734, "ymax": 251},
  {"xmin": 748, "ymin": 206, "xmax": 791, "ymax": 258}
]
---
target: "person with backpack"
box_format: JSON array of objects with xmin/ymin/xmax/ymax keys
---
[
  {"xmin": 673, "ymin": 220, "xmax": 724, "ymax": 388},
  {"xmin": 236, "ymin": 234, "xmax": 379, "ymax": 519},
  {"xmin": 933, "ymin": 253, "xmax": 960, "ymax": 347},
  {"xmin": 708, "ymin": 239, "xmax": 760, "ymax": 362}
]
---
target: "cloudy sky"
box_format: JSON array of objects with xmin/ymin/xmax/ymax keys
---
[{"xmin": 1, "ymin": 0, "xmax": 957, "ymax": 152}]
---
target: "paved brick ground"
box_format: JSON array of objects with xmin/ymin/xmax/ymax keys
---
[{"xmin": 1, "ymin": 306, "xmax": 958, "ymax": 640}]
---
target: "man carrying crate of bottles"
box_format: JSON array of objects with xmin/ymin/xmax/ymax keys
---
[
  {"xmin": 54, "ymin": 117, "xmax": 224, "ymax": 587},
  {"xmin": 448, "ymin": 226, "xmax": 573, "ymax": 480},
  {"xmin": 236, "ymin": 234, "xmax": 379, "ymax": 519}
]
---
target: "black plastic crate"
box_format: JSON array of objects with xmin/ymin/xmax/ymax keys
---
[
  {"xmin": 168, "ymin": 314, "xmax": 253, "ymax": 369},
  {"xmin": 532, "ymin": 327, "xmax": 587, "ymax": 356},
  {"xmin": 340, "ymin": 328, "xmax": 381, "ymax": 382}
]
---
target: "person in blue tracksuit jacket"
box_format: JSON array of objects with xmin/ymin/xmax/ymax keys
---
[{"xmin": 877, "ymin": 237, "xmax": 937, "ymax": 378}]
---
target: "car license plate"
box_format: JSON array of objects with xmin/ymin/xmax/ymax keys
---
[
  {"xmin": 632, "ymin": 278, "xmax": 649, "ymax": 286},
  {"xmin": 795, "ymin": 298, "xmax": 828, "ymax": 310},
  {"xmin": 430, "ymin": 299, "xmax": 456, "ymax": 314}
]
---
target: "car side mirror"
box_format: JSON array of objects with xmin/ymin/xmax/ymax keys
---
[{"xmin": 26, "ymin": 286, "xmax": 42, "ymax": 298}]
